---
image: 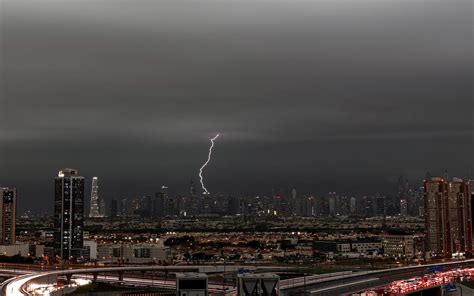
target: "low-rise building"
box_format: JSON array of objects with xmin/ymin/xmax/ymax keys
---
[
  {"xmin": 98, "ymin": 242, "xmax": 171, "ymax": 264},
  {"xmin": 84, "ymin": 240, "xmax": 98, "ymax": 260},
  {"xmin": 382, "ymin": 231, "xmax": 424, "ymax": 259},
  {"xmin": 0, "ymin": 244, "xmax": 29, "ymax": 257},
  {"xmin": 350, "ymin": 238, "xmax": 382, "ymax": 253},
  {"xmin": 314, "ymin": 238, "xmax": 382, "ymax": 255}
]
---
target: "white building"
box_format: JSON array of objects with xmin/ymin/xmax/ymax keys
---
[
  {"xmin": 84, "ymin": 240, "xmax": 98, "ymax": 260},
  {"xmin": 383, "ymin": 232, "xmax": 422, "ymax": 259},
  {"xmin": 98, "ymin": 242, "xmax": 171, "ymax": 264},
  {"xmin": 0, "ymin": 244, "xmax": 29, "ymax": 257}
]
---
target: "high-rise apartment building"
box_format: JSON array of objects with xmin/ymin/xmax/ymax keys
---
[
  {"xmin": 0, "ymin": 188, "xmax": 16, "ymax": 245},
  {"xmin": 424, "ymin": 177, "xmax": 450, "ymax": 256},
  {"xmin": 54, "ymin": 168, "xmax": 85, "ymax": 260},
  {"xmin": 424, "ymin": 176, "xmax": 472, "ymax": 257},
  {"xmin": 448, "ymin": 179, "xmax": 472, "ymax": 254}
]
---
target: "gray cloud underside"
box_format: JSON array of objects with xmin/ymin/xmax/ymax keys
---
[{"xmin": 0, "ymin": 0, "xmax": 472, "ymax": 212}]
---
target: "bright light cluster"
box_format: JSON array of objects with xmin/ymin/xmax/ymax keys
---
[
  {"xmin": 385, "ymin": 267, "xmax": 474, "ymax": 294},
  {"xmin": 30, "ymin": 278, "xmax": 91, "ymax": 295}
]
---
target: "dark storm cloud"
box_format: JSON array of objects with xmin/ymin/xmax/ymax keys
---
[{"xmin": 0, "ymin": 0, "xmax": 472, "ymax": 212}]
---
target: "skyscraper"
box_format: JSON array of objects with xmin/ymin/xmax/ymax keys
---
[
  {"xmin": 110, "ymin": 199, "xmax": 118, "ymax": 218},
  {"xmin": 424, "ymin": 176, "xmax": 473, "ymax": 257},
  {"xmin": 54, "ymin": 168, "xmax": 85, "ymax": 260},
  {"xmin": 89, "ymin": 177, "xmax": 101, "ymax": 218},
  {"xmin": 154, "ymin": 186, "xmax": 168, "ymax": 218},
  {"xmin": 99, "ymin": 197, "xmax": 106, "ymax": 217},
  {"xmin": 0, "ymin": 188, "xmax": 16, "ymax": 245},
  {"xmin": 448, "ymin": 178, "xmax": 472, "ymax": 254},
  {"xmin": 398, "ymin": 176, "xmax": 409, "ymax": 216},
  {"xmin": 424, "ymin": 177, "xmax": 450, "ymax": 256},
  {"xmin": 349, "ymin": 196, "xmax": 357, "ymax": 215},
  {"xmin": 328, "ymin": 192, "xmax": 337, "ymax": 216}
]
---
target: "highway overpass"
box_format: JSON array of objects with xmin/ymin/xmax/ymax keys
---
[{"xmin": 3, "ymin": 259, "xmax": 474, "ymax": 295}]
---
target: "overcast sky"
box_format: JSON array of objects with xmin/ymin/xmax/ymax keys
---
[{"xmin": 1, "ymin": 0, "xmax": 473, "ymax": 213}]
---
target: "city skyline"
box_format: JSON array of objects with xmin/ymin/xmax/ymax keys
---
[
  {"xmin": 1, "ymin": 0, "xmax": 473, "ymax": 213},
  {"xmin": 9, "ymin": 167, "xmax": 473, "ymax": 215}
]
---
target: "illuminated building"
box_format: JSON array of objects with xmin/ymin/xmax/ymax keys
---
[
  {"xmin": 448, "ymin": 178, "xmax": 472, "ymax": 254},
  {"xmin": 99, "ymin": 197, "xmax": 106, "ymax": 217},
  {"xmin": 89, "ymin": 177, "xmax": 101, "ymax": 218},
  {"xmin": 400, "ymin": 199, "xmax": 408, "ymax": 216},
  {"xmin": 54, "ymin": 168, "xmax": 85, "ymax": 260},
  {"xmin": 382, "ymin": 231, "xmax": 424, "ymax": 259},
  {"xmin": 424, "ymin": 176, "xmax": 473, "ymax": 257},
  {"xmin": 97, "ymin": 241, "xmax": 171, "ymax": 264},
  {"xmin": 424, "ymin": 177, "xmax": 450, "ymax": 256},
  {"xmin": 0, "ymin": 188, "xmax": 16, "ymax": 245}
]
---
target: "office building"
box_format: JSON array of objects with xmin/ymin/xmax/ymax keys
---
[
  {"xmin": 382, "ymin": 231, "xmax": 416, "ymax": 259},
  {"xmin": 0, "ymin": 188, "xmax": 16, "ymax": 245},
  {"xmin": 98, "ymin": 241, "xmax": 171, "ymax": 264},
  {"xmin": 54, "ymin": 168, "xmax": 85, "ymax": 260}
]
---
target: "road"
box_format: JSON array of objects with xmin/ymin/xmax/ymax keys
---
[{"xmin": 3, "ymin": 259, "xmax": 474, "ymax": 296}]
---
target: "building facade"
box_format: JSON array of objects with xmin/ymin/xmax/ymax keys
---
[
  {"xmin": 89, "ymin": 177, "xmax": 101, "ymax": 218},
  {"xmin": 0, "ymin": 188, "xmax": 16, "ymax": 245},
  {"xmin": 54, "ymin": 168, "xmax": 85, "ymax": 260},
  {"xmin": 448, "ymin": 179, "xmax": 472, "ymax": 254},
  {"xmin": 382, "ymin": 232, "xmax": 416, "ymax": 259},
  {"xmin": 424, "ymin": 177, "xmax": 472, "ymax": 257},
  {"xmin": 97, "ymin": 242, "xmax": 171, "ymax": 264}
]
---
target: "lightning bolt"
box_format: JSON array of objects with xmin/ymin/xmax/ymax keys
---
[{"xmin": 199, "ymin": 134, "xmax": 220, "ymax": 195}]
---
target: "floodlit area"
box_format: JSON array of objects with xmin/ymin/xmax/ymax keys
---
[{"xmin": 6, "ymin": 276, "xmax": 91, "ymax": 296}]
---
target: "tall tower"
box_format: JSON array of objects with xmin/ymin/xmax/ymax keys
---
[
  {"xmin": 99, "ymin": 197, "xmax": 106, "ymax": 217},
  {"xmin": 110, "ymin": 199, "xmax": 118, "ymax": 218},
  {"xmin": 54, "ymin": 168, "xmax": 85, "ymax": 260},
  {"xmin": 291, "ymin": 188, "xmax": 298, "ymax": 216},
  {"xmin": 424, "ymin": 177, "xmax": 450, "ymax": 256},
  {"xmin": 154, "ymin": 186, "xmax": 168, "ymax": 218},
  {"xmin": 424, "ymin": 176, "xmax": 473, "ymax": 257},
  {"xmin": 190, "ymin": 180, "xmax": 196, "ymax": 195},
  {"xmin": 448, "ymin": 178, "xmax": 472, "ymax": 254},
  {"xmin": 0, "ymin": 188, "xmax": 16, "ymax": 245},
  {"xmin": 89, "ymin": 177, "xmax": 101, "ymax": 218}
]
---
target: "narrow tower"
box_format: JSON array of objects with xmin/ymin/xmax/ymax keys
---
[
  {"xmin": 54, "ymin": 168, "xmax": 85, "ymax": 259},
  {"xmin": 89, "ymin": 177, "xmax": 101, "ymax": 218},
  {"xmin": 0, "ymin": 188, "xmax": 16, "ymax": 245}
]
